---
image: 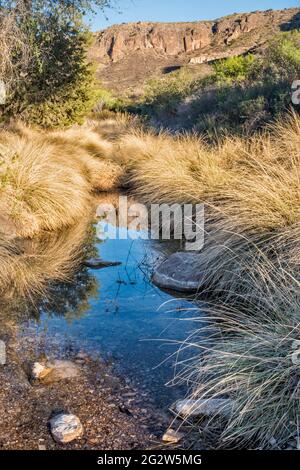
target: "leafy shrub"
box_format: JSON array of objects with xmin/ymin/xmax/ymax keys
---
[
  {"xmin": 141, "ymin": 68, "xmax": 204, "ymax": 116},
  {"xmin": 0, "ymin": 1, "xmax": 110, "ymax": 128},
  {"xmin": 213, "ymin": 54, "xmax": 256, "ymax": 83},
  {"xmin": 138, "ymin": 31, "xmax": 300, "ymax": 135},
  {"xmin": 94, "ymin": 88, "xmax": 125, "ymax": 113}
]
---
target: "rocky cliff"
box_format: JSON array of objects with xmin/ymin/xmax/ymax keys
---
[
  {"xmin": 90, "ymin": 8, "xmax": 300, "ymax": 94},
  {"xmin": 92, "ymin": 8, "xmax": 300, "ymax": 63}
]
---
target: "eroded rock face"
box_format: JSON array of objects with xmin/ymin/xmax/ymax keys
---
[
  {"xmin": 92, "ymin": 9, "xmax": 300, "ymax": 63},
  {"xmin": 152, "ymin": 252, "xmax": 204, "ymax": 293}
]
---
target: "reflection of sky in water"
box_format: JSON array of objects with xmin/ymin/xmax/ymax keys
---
[{"xmin": 34, "ymin": 225, "xmax": 202, "ymax": 409}]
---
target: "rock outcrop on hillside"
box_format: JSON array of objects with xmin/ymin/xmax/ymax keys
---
[
  {"xmin": 90, "ymin": 8, "xmax": 300, "ymax": 95},
  {"xmin": 92, "ymin": 8, "xmax": 300, "ymax": 63}
]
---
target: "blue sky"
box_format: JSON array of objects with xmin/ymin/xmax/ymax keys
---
[{"xmin": 89, "ymin": 0, "xmax": 300, "ymax": 31}]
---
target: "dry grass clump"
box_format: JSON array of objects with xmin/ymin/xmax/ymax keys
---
[
  {"xmin": 113, "ymin": 112, "xmax": 300, "ymax": 298},
  {"xmin": 0, "ymin": 121, "xmax": 124, "ymax": 238},
  {"xmin": 117, "ymin": 131, "xmax": 243, "ymax": 203},
  {"xmin": 175, "ymin": 268, "xmax": 300, "ymax": 449},
  {"xmin": 0, "ymin": 216, "xmax": 92, "ymax": 303},
  {"xmin": 0, "ymin": 132, "xmax": 91, "ymax": 237},
  {"xmin": 88, "ymin": 111, "xmax": 144, "ymax": 141},
  {"xmin": 116, "ymin": 111, "xmax": 299, "ymax": 222}
]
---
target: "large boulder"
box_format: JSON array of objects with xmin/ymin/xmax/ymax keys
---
[{"xmin": 152, "ymin": 252, "xmax": 204, "ymax": 293}]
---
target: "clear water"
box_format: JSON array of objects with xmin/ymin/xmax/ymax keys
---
[{"xmin": 24, "ymin": 214, "xmax": 202, "ymax": 409}]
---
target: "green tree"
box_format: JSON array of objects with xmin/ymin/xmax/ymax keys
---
[{"xmin": 0, "ymin": 0, "xmax": 112, "ymax": 127}]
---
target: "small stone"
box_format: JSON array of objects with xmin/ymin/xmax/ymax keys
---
[
  {"xmin": 84, "ymin": 258, "xmax": 121, "ymax": 269},
  {"xmin": 38, "ymin": 444, "xmax": 47, "ymax": 451},
  {"xmin": 269, "ymin": 437, "xmax": 277, "ymax": 447},
  {"xmin": 162, "ymin": 429, "xmax": 184, "ymax": 444},
  {"xmin": 76, "ymin": 351, "xmax": 89, "ymax": 360},
  {"xmin": 175, "ymin": 398, "xmax": 234, "ymax": 418},
  {"xmin": 46, "ymin": 360, "xmax": 80, "ymax": 381},
  {"xmin": 0, "ymin": 340, "xmax": 6, "ymax": 365},
  {"xmin": 50, "ymin": 413, "xmax": 83, "ymax": 444},
  {"xmin": 32, "ymin": 362, "xmax": 53, "ymax": 380}
]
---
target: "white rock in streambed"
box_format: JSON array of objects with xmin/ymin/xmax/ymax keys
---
[
  {"xmin": 31, "ymin": 362, "xmax": 53, "ymax": 380},
  {"xmin": 175, "ymin": 398, "xmax": 234, "ymax": 418},
  {"xmin": 162, "ymin": 429, "xmax": 184, "ymax": 444},
  {"xmin": 47, "ymin": 360, "xmax": 80, "ymax": 380},
  {"xmin": 50, "ymin": 413, "xmax": 83, "ymax": 444},
  {"xmin": 0, "ymin": 340, "xmax": 6, "ymax": 365},
  {"xmin": 152, "ymin": 252, "xmax": 204, "ymax": 293},
  {"xmin": 31, "ymin": 360, "xmax": 80, "ymax": 382}
]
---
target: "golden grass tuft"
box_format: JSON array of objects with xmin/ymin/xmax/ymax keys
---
[
  {"xmin": 0, "ymin": 120, "xmax": 125, "ymax": 238},
  {"xmin": 0, "ymin": 217, "xmax": 91, "ymax": 303},
  {"xmin": 113, "ymin": 111, "xmax": 300, "ymax": 300},
  {"xmin": 175, "ymin": 267, "xmax": 300, "ymax": 449}
]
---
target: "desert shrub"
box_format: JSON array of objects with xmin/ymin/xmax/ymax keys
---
[
  {"xmin": 213, "ymin": 54, "xmax": 256, "ymax": 83},
  {"xmin": 141, "ymin": 67, "xmax": 206, "ymax": 117},
  {"xmin": 266, "ymin": 30, "xmax": 300, "ymax": 79},
  {"xmin": 94, "ymin": 88, "xmax": 126, "ymax": 113},
  {"xmin": 0, "ymin": 1, "xmax": 111, "ymax": 127},
  {"xmin": 138, "ymin": 31, "xmax": 300, "ymax": 135}
]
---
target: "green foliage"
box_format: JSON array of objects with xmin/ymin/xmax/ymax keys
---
[
  {"xmin": 213, "ymin": 54, "xmax": 256, "ymax": 83},
  {"xmin": 4, "ymin": 26, "xmax": 98, "ymax": 127},
  {"xmin": 141, "ymin": 68, "xmax": 204, "ymax": 116},
  {"xmin": 0, "ymin": 1, "xmax": 112, "ymax": 127},
  {"xmin": 138, "ymin": 30, "xmax": 300, "ymax": 136},
  {"xmin": 266, "ymin": 30, "xmax": 300, "ymax": 79},
  {"xmin": 95, "ymin": 88, "xmax": 125, "ymax": 112}
]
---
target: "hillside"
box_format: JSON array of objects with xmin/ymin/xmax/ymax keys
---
[{"xmin": 90, "ymin": 8, "xmax": 300, "ymax": 95}]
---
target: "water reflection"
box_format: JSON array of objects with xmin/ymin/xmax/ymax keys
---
[
  {"xmin": 0, "ymin": 194, "xmax": 201, "ymax": 408},
  {"xmin": 0, "ymin": 217, "xmax": 97, "ymax": 323}
]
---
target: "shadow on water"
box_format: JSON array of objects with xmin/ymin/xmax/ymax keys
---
[{"xmin": 0, "ymin": 194, "xmax": 203, "ymax": 409}]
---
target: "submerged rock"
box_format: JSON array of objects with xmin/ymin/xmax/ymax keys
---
[
  {"xmin": 175, "ymin": 398, "xmax": 234, "ymax": 418},
  {"xmin": 31, "ymin": 362, "xmax": 53, "ymax": 380},
  {"xmin": 50, "ymin": 413, "xmax": 83, "ymax": 444},
  {"xmin": 162, "ymin": 429, "xmax": 184, "ymax": 444},
  {"xmin": 84, "ymin": 258, "xmax": 122, "ymax": 269},
  {"xmin": 46, "ymin": 360, "xmax": 80, "ymax": 381},
  {"xmin": 152, "ymin": 252, "xmax": 204, "ymax": 293},
  {"xmin": 31, "ymin": 360, "xmax": 80, "ymax": 383},
  {"xmin": 0, "ymin": 340, "xmax": 6, "ymax": 365}
]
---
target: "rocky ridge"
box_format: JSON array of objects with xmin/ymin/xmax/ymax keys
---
[
  {"xmin": 92, "ymin": 8, "xmax": 300, "ymax": 64},
  {"xmin": 90, "ymin": 8, "xmax": 300, "ymax": 94}
]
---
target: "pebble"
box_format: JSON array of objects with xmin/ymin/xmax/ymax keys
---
[
  {"xmin": 44, "ymin": 360, "xmax": 80, "ymax": 381},
  {"xmin": 162, "ymin": 429, "xmax": 184, "ymax": 444},
  {"xmin": 31, "ymin": 362, "xmax": 53, "ymax": 380},
  {"xmin": 0, "ymin": 340, "xmax": 6, "ymax": 365},
  {"xmin": 84, "ymin": 258, "xmax": 121, "ymax": 269},
  {"xmin": 175, "ymin": 398, "xmax": 235, "ymax": 418},
  {"xmin": 50, "ymin": 413, "xmax": 83, "ymax": 444}
]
